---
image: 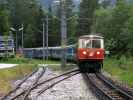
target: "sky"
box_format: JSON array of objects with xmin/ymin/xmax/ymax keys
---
[{"xmin": 39, "ymin": 0, "xmax": 81, "ymax": 9}]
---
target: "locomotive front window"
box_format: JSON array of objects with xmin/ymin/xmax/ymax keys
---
[
  {"xmin": 79, "ymin": 38, "xmax": 104, "ymax": 48},
  {"xmin": 79, "ymin": 39, "xmax": 92, "ymax": 48},
  {"xmin": 92, "ymin": 40, "xmax": 101, "ymax": 48},
  {"xmin": 85, "ymin": 40, "xmax": 91, "ymax": 48}
]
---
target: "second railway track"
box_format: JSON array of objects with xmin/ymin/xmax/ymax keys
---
[
  {"xmin": 2, "ymin": 67, "xmax": 80, "ymax": 100},
  {"xmin": 85, "ymin": 73, "xmax": 133, "ymax": 100}
]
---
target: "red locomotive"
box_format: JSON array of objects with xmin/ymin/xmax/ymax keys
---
[{"xmin": 77, "ymin": 35, "xmax": 105, "ymax": 72}]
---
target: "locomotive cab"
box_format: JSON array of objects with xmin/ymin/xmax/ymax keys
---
[
  {"xmin": 77, "ymin": 35, "xmax": 104, "ymax": 72},
  {"xmin": 78, "ymin": 36, "xmax": 104, "ymax": 49}
]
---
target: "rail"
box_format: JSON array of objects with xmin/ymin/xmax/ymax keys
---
[
  {"xmin": 85, "ymin": 73, "xmax": 133, "ymax": 100},
  {"xmin": 2, "ymin": 67, "xmax": 80, "ymax": 100}
]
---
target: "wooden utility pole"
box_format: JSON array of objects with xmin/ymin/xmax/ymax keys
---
[
  {"xmin": 21, "ymin": 24, "xmax": 24, "ymax": 53},
  {"xmin": 43, "ymin": 22, "xmax": 45, "ymax": 60},
  {"xmin": 46, "ymin": 15, "xmax": 49, "ymax": 60},
  {"xmin": 16, "ymin": 31, "xmax": 18, "ymax": 51},
  {"xmin": 60, "ymin": 0, "xmax": 67, "ymax": 67}
]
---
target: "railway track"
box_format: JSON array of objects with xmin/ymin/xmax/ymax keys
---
[
  {"xmin": 85, "ymin": 73, "xmax": 133, "ymax": 100},
  {"xmin": 98, "ymin": 73, "xmax": 133, "ymax": 98},
  {"xmin": 2, "ymin": 66, "xmax": 46, "ymax": 100},
  {"xmin": 2, "ymin": 67, "xmax": 80, "ymax": 100}
]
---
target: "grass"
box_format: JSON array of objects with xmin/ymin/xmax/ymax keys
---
[
  {"xmin": 1, "ymin": 56, "xmax": 133, "ymax": 93},
  {"xmin": 0, "ymin": 64, "xmax": 37, "ymax": 94},
  {"xmin": 0, "ymin": 57, "xmax": 75, "ymax": 94},
  {"xmin": 0, "ymin": 56, "xmax": 60, "ymax": 64},
  {"xmin": 103, "ymin": 57, "xmax": 133, "ymax": 86}
]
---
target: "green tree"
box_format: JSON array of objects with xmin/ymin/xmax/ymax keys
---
[
  {"xmin": 123, "ymin": 5, "xmax": 133, "ymax": 55},
  {"xmin": 34, "ymin": 6, "xmax": 46, "ymax": 47},
  {"xmin": 92, "ymin": 0, "xmax": 133, "ymax": 56},
  {"xmin": 7, "ymin": 0, "xmax": 46, "ymax": 47},
  {"xmin": 100, "ymin": 0, "xmax": 112, "ymax": 8},
  {"xmin": 107, "ymin": 0, "xmax": 130, "ymax": 55},
  {"xmin": 24, "ymin": 24, "xmax": 36, "ymax": 47},
  {"xmin": 78, "ymin": 0, "xmax": 98, "ymax": 36},
  {"xmin": 48, "ymin": 5, "xmax": 60, "ymax": 46},
  {"xmin": 0, "ymin": 5, "xmax": 10, "ymax": 35},
  {"xmin": 65, "ymin": 0, "xmax": 77, "ymax": 44}
]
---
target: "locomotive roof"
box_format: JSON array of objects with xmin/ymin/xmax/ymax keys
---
[{"xmin": 79, "ymin": 35, "xmax": 103, "ymax": 39}]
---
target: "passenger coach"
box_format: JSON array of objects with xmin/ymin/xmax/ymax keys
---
[{"xmin": 0, "ymin": 36, "xmax": 14, "ymax": 57}]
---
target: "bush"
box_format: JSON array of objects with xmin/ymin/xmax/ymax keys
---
[{"xmin": 117, "ymin": 56, "xmax": 127, "ymax": 70}]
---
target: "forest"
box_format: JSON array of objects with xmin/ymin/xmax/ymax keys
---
[{"xmin": 0, "ymin": 0, "xmax": 133, "ymax": 56}]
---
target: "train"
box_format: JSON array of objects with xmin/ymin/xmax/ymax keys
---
[
  {"xmin": 77, "ymin": 35, "xmax": 104, "ymax": 72},
  {"xmin": 23, "ymin": 35, "xmax": 105, "ymax": 73},
  {"xmin": 23, "ymin": 45, "xmax": 76, "ymax": 60},
  {"xmin": 0, "ymin": 36, "xmax": 15, "ymax": 57}
]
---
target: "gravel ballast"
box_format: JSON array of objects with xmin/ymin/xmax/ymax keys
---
[
  {"xmin": 29, "ymin": 68, "xmax": 97, "ymax": 100},
  {"xmin": 13, "ymin": 67, "xmax": 98, "ymax": 100}
]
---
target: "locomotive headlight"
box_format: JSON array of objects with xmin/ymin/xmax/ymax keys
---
[
  {"xmin": 82, "ymin": 51, "xmax": 87, "ymax": 55},
  {"xmin": 96, "ymin": 51, "xmax": 100, "ymax": 55}
]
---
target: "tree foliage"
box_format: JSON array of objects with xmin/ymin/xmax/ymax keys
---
[
  {"xmin": 1, "ymin": 0, "xmax": 133, "ymax": 57},
  {"xmin": 0, "ymin": 2, "xmax": 10, "ymax": 36},
  {"xmin": 92, "ymin": 0, "xmax": 133, "ymax": 56},
  {"xmin": 48, "ymin": 5, "xmax": 60, "ymax": 46},
  {"xmin": 65, "ymin": 0, "xmax": 77, "ymax": 44},
  {"xmin": 78, "ymin": 0, "xmax": 98, "ymax": 36},
  {"xmin": 0, "ymin": 0, "xmax": 78, "ymax": 47},
  {"xmin": 5, "ymin": 0, "xmax": 46, "ymax": 48}
]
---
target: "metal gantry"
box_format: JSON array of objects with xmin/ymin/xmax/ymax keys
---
[
  {"xmin": 43, "ymin": 21, "xmax": 45, "ymax": 60},
  {"xmin": 54, "ymin": 0, "xmax": 67, "ymax": 67},
  {"xmin": 21, "ymin": 24, "xmax": 24, "ymax": 53},
  {"xmin": 10, "ymin": 25, "xmax": 24, "ymax": 53},
  {"xmin": 42, "ymin": 15, "xmax": 49, "ymax": 61},
  {"xmin": 46, "ymin": 15, "xmax": 49, "ymax": 61}
]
